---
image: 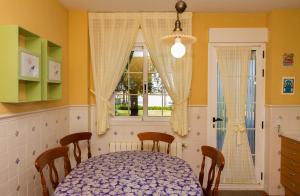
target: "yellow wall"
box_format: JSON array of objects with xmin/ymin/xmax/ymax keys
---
[
  {"xmin": 266, "ymin": 9, "xmax": 300, "ymax": 105},
  {"xmin": 68, "ymin": 11, "xmax": 89, "ymax": 105},
  {"xmin": 68, "ymin": 12, "xmax": 268, "ymax": 105},
  {"xmin": 68, "ymin": 11, "xmax": 95, "ymax": 105},
  {"xmin": 1, "ymin": 4, "xmax": 299, "ymax": 114},
  {"xmin": 68, "ymin": 10, "xmax": 300, "ymax": 106},
  {"xmin": 191, "ymin": 13, "xmax": 268, "ymax": 104},
  {"xmin": 0, "ymin": 0, "xmax": 69, "ymax": 114}
]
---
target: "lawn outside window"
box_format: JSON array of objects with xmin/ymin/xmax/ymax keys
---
[{"xmin": 113, "ymin": 41, "xmax": 172, "ymax": 121}]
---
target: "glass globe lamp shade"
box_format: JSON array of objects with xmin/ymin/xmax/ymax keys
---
[{"xmin": 171, "ymin": 38, "xmax": 186, "ymax": 58}]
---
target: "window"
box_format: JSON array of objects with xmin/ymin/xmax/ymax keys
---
[{"xmin": 114, "ymin": 42, "xmax": 172, "ymax": 117}]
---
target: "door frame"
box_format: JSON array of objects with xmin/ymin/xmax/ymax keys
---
[{"xmin": 207, "ymin": 42, "xmax": 266, "ymax": 189}]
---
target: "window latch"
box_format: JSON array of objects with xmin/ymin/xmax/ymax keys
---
[{"xmin": 144, "ymin": 84, "xmax": 147, "ymax": 94}]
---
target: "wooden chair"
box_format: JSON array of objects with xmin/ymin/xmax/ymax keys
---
[
  {"xmin": 35, "ymin": 146, "xmax": 71, "ymax": 196},
  {"xmin": 137, "ymin": 131, "xmax": 175, "ymax": 154},
  {"xmin": 60, "ymin": 132, "xmax": 92, "ymax": 166},
  {"xmin": 199, "ymin": 145, "xmax": 225, "ymax": 196}
]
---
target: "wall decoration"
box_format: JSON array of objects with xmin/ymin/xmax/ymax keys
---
[
  {"xmin": 283, "ymin": 53, "xmax": 294, "ymax": 67},
  {"xmin": 41, "ymin": 39, "xmax": 62, "ymax": 101},
  {"xmin": 48, "ymin": 59, "xmax": 61, "ymax": 81},
  {"xmin": 20, "ymin": 50, "xmax": 40, "ymax": 79},
  {"xmin": 282, "ymin": 77, "xmax": 295, "ymax": 95}
]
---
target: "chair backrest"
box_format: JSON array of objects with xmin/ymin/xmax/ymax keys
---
[
  {"xmin": 60, "ymin": 132, "xmax": 92, "ymax": 166},
  {"xmin": 137, "ymin": 131, "xmax": 175, "ymax": 154},
  {"xmin": 35, "ymin": 146, "xmax": 71, "ymax": 196},
  {"xmin": 199, "ymin": 145, "xmax": 225, "ymax": 196}
]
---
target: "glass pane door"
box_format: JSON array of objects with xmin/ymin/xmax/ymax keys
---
[{"xmin": 216, "ymin": 50, "xmax": 257, "ymax": 164}]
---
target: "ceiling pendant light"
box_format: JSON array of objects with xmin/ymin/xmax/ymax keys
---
[
  {"xmin": 161, "ymin": 0, "xmax": 197, "ymax": 59},
  {"xmin": 171, "ymin": 37, "xmax": 186, "ymax": 58}
]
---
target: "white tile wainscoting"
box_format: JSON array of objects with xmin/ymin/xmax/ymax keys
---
[
  {"xmin": 69, "ymin": 105, "xmax": 208, "ymax": 177},
  {"xmin": 0, "ymin": 107, "xmax": 69, "ymax": 196},
  {"xmin": 0, "ymin": 104, "xmax": 299, "ymax": 196},
  {"xmin": 68, "ymin": 104, "xmax": 300, "ymax": 195},
  {"xmin": 264, "ymin": 105, "xmax": 300, "ymax": 196}
]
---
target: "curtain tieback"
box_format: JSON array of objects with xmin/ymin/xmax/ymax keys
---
[
  {"xmin": 172, "ymin": 98, "xmax": 188, "ymax": 109},
  {"xmin": 97, "ymin": 96, "xmax": 113, "ymax": 114},
  {"xmin": 229, "ymin": 121, "xmax": 246, "ymax": 145}
]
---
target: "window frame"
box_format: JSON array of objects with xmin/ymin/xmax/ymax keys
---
[{"xmin": 111, "ymin": 41, "xmax": 171, "ymax": 122}]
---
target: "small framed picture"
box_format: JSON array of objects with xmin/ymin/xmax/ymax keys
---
[
  {"xmin": 48, "ymin": 59, "xmax": 61, "ymax": 82},
  {"xmin": 282, "ymin": 77, "xmax": 295, "ymax": 95},
  {"xmin": 19, "ymin": 49, "xmax": 40, "ymax": 79},
  {"xmin": 283, "ymin": 53, "xmax": 294, "ymax": 67}
]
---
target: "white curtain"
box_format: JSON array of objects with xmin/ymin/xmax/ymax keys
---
[
  {"xmin": 141, "ymin": 13, "xmax": 193, "ymax": 136},
  {"xmin": 88, "ymin": 13, "xmax": 140, "ymax": 135},
  {"xmin": 217, "ymin": 47, "xmax": 256, "ymax": 183}
]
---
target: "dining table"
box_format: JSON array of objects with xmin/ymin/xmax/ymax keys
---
[{"xmin": 54, "ymin": 150, "xmax": 204, "ymax": 196}]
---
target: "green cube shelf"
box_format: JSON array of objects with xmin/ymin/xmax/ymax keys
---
[
  {"xmin": 41, "ymin": 40, "xmax": 62, "ymax": 101},
  {"xmin": 0, "ymin": 25, "xmax": 42, "ymax": 103}
]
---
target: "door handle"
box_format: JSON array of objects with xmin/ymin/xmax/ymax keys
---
[{"xmin": 212, "ymin": 117, "xmax": 223, "ymax": 122}]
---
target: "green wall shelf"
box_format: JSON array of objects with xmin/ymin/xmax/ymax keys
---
[
  {"xmin": 41, "ymin": 40, "xmax": 62, "ymax": 100},
  {"xmin": 0, "ymin": 25, "xmax": 42, "ymax": 103}
]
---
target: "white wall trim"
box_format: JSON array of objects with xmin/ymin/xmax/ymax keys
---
[
  {"xmin": 71, "ymin": 104, "xmax": 207, "ymax": 107},
  {"xmin": 110, "ymin": 119, "xmax": 170, "ymax": 126},
  {"xmin": 219, "ymin": 183, "xmax": 264, "ymax": 191},
  {"xmin": 209, "ymin": 28, "xmax": 268, "ymax": 43},
  {"xmin": 265, "ymin": 104, "xmax": 300, "ymax": 107},
  {"xmin": 68, "ymin": 104, "xmax": 91, "ymax": 107},
  {"xmin": 188, "ymin": 104, "xmax": 207, "ymax": 107},
  {"xmin": 60, "ymin": 104, "xmax": 209, "ymax": 130},
  {"xmin": 0, "ymin": 105, "xmax": 69, "ymax": 120}
]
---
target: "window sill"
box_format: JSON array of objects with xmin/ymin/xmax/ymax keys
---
[{"xmin": 110, "ymin": 116, "xmax": 170, "ymax": 126}]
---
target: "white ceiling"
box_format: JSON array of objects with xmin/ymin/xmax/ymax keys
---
[{"xmin": 59, "ymin": 0, "xmax": 300, "ymax": 12}]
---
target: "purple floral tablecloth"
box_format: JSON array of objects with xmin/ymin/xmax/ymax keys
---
[{"xmin": 54, "ymin": 151, "xmax": 203, "ymax": 196}]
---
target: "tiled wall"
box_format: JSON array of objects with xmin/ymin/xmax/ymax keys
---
[
  {"xmin": 0, "ymin": 107, "xmax": 69, "ymax": 196},
  {"xmin": 69, "ymin": 105, "xmax": 207, "ymax": 175},
  {"xmin": 265, "ymin": 106, "xmax": 300, "ymax": 196},
  {"xmin": 69, "ymin": 105, "xmax": 300, "ymax": 196},
  {"xmin": 1, "ymin": 104, "xmax": 298, "ymax": 196}
]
